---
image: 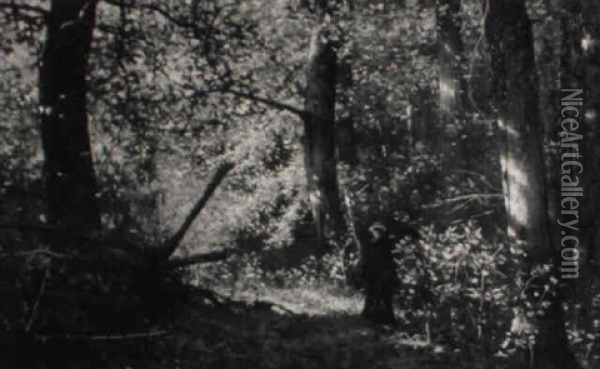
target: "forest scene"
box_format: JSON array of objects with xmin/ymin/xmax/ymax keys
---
[{"xmin": 1, "ymin": 0, "xmax": 599, "ymax": 368}]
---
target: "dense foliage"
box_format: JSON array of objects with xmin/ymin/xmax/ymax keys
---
[{"xmin": 1, "ymin": 1, "xmax": 599, "ymax": 368}]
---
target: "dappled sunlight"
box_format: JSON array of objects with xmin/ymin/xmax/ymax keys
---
[
  {"xmin": 250, "ymin": 285, "xmax": 363, "ymax": 316},
  {"xmin": 502, "ymin": 156, "xmax": 532, "ymax": 233},
  {"xmin": 2, "ymin": 0, "xmax": 599, "ymax": 368},
  {"xmin": 439, "ymin": 79, "xmax": 457, "ymax": 103},
  {"xmin": 497, "ymin": 118, "xmax": 522, "ymax": 140}
]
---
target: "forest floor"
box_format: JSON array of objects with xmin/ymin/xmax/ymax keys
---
[{"xmin": 26, "ymin": 283, "xmax": 494, "ymax": 369}]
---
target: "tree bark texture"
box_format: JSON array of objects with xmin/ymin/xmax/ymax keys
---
[
  {"xmin": 485, "ymin": 1, "xmax": 580, "ymax": 368},
  {"xmin": 40, "ymin": 0, "xmax": 101, "ymax": 233}
]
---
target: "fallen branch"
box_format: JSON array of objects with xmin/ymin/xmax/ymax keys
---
[
  {"xmin": 449, "ymin": 169, "xmax": 501, "ymax": 191},
  {"xmin": 1, "ymin": 163, "xmax": 235, "ymax": 268},
  {"xmin": 163, "ymin": 249, "xmax": 236, "ymax": 269},
  {"xmin": 249, "ymin": 299, "xmax": 296, "ymax": 315},
  {"xmin": 25, "ymin": 268, "xmax": 48, "ymax": 333},
  {"xmin": 34, "ymin": 330, "xmax": 168, "ymax": 342},
  {"xmin": 88, "ymin": 330, "xmax": 168, "ymax": 341}
]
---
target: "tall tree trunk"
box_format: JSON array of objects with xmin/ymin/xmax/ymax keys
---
[
  {"xmin": 437, "ymin": 0, "xmax": 467, "ymax": 169},
  {"xmin": 39, "ymin": 0, "xmax": 101, "ymax": 233},
  {"xmin": 580, "ymin": 0, "xmax": 600, "ymax": 346},
  {"xmin": 484, "ymin": 1, "xmax": 580, "ymax": 368},
  {"xmin": 558, "ymin": 0, "xmax": 591, "ymax": 334},
  {"xmin": 304, "ymin": 24, "xmax": 344, "ymax": 256},
  {"xmin": 580, "ymin": 0, "xmax": 600, "ymax": 271}
]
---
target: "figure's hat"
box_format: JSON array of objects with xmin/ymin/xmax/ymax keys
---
[{"xmin": 369, "ymin": 222, "xmax": 387, "ymax": 233}]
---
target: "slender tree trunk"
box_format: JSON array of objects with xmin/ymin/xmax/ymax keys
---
[
  {"xmin": 437, "ymin": 0, "xmax": 467, "ymax": 169},
  {"xmin": 484, "ymin": 1, "xmax": 580, "ymax": 368},
  {"xmin": 581, "ymin": 0, "xmax": 600, "ymax": 271},
  {"xmin": 539, "ymin": 0, "xmax": 562, "ymax": 286},
  {"xmin": 39, "ymin": 0, "xmax": 101, "ymax": 233},
  {"xmin": 304, "ymin": 24, "xmax": 344, "ymax": 256},
  {"xmin": 136, "ymin": 135, "xmax": 161, "ymax": 236},
  {"xmin": 436, "ymin": 0, "xmax": 464, "ymax": 322}
]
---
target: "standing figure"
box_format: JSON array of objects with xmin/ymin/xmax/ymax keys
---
[{"xmin": 361, "ymin": 222, "xmax": 395, "ymax": 324}]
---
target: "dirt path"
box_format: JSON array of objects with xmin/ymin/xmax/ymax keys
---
[{"xmin": 100, "ymin": 299, "xmax": 480, "ymax": 369}]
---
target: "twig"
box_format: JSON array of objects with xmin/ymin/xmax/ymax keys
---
[
  {"xmin": 466, "ymin": 0, "xmax": 489, "ymax": 117},
  {"xmin": 422, "ymin": 193, "xmax": 502, "ymax": 209},
  {"xmin": 88, "ymin": 330, "xmax": 168, "ymax": 340},
  {"xmin": 249, "ymin": 299, "xmax": 296, "ymax": 315},
  {"xmin": 449, "ymin": 169, "xmax": 501, "ymax": 191},
  {"xmin": 1, "ymin": 249, "xmax": 71, "ymax": 259},
  {"xmin": 26, "ymin": 268, "xmax": 48, "ymax": 333},
  {"xmin": 35, "ymin": 330, "xmax": 168, "ymax": 341}
]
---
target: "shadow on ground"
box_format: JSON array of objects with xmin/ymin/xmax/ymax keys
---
[{"xmin": 18, "ymin": 291, "xmax": 494, "ymax": 369}]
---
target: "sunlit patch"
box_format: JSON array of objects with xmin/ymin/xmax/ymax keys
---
[
  {"xmin": 502, "ymin": 156, "xmax": 531, "ymax": 229},
  {"xmin": 581, "ymin": 33, "xmax": 593, "ymax": 52},
  {"xmin": 439, "ymin": 80, "xmax": 455, "ymax": 99}
]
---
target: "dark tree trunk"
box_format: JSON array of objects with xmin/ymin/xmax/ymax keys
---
[
  {"xmin": 408, "ymin": 87, "xmax": 436, "ymax": 148},
  {"xmin": 39, "ymin": 0, "xmax": 101, "ymax": 233},
  {"xmin": 581, "ymin": 0, "xmax": 600, "ymax": 271},
  {"xmin": 557, "ymin": 0, "xmax": 593, "ymax": 333},
  {"xmin": 304, "ymin": 25, "xmax": 344, "ymax": 256},
  {"xmin": 580, "ymin": 0, "xmax": 600, "ymax": 342},
  {"xmin": 484, "ymin": 1, "xmax": 581, "ymax": 368}
]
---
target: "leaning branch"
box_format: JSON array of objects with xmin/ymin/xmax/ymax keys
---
[
  {"xmin": 1, "ymin": 163, "xmax": 236, "ymax": 267},
  {"xmin": 156, "ymin": 162, "xmax": 235, "ymax": 259},
  {"xmin": 226, "ymin": 89, "xmax": 307, "ymax": 118}
]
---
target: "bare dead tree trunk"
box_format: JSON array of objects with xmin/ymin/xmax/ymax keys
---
[
  {"xmin": 304, "ymin": 22, "xmax": 344, "ymax": 257},
  {"xmin": 39, "ymin": 0, "xmax": 101, "ymax": 234},
  {"xmin": 485, "ymin": 1, "xmax": 581, "ymax": 368}
]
